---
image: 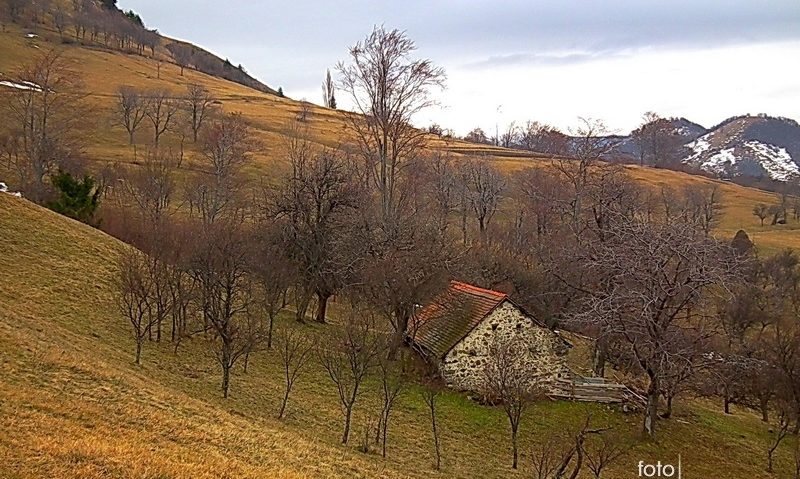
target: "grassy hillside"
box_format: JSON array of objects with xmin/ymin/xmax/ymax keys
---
[
  {"xmin": 1, "ymin": 23, "xmax": 798, "ymax": 252},
  {"xmin": 0, "ymin": 191, "xmax": 796, "ymax": 478}
]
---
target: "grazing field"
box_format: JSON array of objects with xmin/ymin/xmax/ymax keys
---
[{"xmin": 0, "ymin": 191, "xmax": 794, "ymax": 479}]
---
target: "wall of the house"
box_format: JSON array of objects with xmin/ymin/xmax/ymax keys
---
[{"xmin": 440, "ymin": 301, "xmax": 569, "ymax": 392}]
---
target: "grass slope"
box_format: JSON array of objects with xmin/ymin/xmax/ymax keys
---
[{"xmin": 0, "ymin": 193, "xmax": 795, "ymax": 478}]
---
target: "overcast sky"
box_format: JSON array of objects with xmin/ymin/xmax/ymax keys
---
[{"xmin": 118, "ymin": 0, "xmax": 800, "ymax": 135}]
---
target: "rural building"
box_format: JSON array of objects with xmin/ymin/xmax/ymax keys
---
[{"xmin": 409, "ymin": 281, "xmax": 571, "ymax": 392}]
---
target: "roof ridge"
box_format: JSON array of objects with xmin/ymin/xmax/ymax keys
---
[{"xmin": 450, "ymin": 280, "xmax": 507, "ymax": 299}]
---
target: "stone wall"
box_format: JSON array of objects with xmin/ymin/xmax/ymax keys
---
[{"xmin": 439, "ymin": 301, "xmax": 569, "ymax": 392}]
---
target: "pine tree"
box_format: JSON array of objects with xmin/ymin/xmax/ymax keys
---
[
  {"xmin": 277, "ymin": 87, "xmax": 284, "ymax": 97},
  {"xmin": 47, "ymin": 170, "xmax": 101, "ymax": 225}
]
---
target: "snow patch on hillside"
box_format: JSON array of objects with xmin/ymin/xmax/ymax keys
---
[
  {"xmin": 699, "ymin": 148, "xmax": 738, "ymax": 173},
  {"xmin": 0, "ymin": 80, "xmax": 42, "ymax": 91},
  {"xmin": 744, "ymin": 141, "xmax": 799, "ymax": 181},
  {"xmin": 687, "ymin": 136, "xmax": 711, "ymax": 156}
]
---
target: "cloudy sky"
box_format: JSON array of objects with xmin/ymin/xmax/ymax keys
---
[{"xmin": 118, "ymin": 0, "xmax": 800, "ymax": 135}]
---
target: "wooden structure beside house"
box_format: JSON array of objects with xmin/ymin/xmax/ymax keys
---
[{"xmin": 409, "ymin": 281, "xmax": 571, "ymax": 392}]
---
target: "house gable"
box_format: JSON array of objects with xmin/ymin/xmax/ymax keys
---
[{"xmin": 439, "ymin": 300, "xmax": 568, "ymax": 392}]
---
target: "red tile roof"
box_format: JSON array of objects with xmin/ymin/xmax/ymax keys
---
[{"xmin": 410, "ymin": 281, "xmax": 509, "ymax": 359}]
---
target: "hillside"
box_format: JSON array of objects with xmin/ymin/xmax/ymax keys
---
[
  {"xmin": 1, "ymin": 22, "xmax": 798, "ymax": 254},
  {"xmin": 1, "ymin": 190, "xmax": 796, "ymax": 478},
  {"xmin": 684, "ymin": 115, "xmax": 800, "ymax": 181}
]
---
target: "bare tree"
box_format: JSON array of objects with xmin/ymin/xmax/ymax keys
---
[
  {"xmin": 480, "ymin": 336, "xmax": 543, "ymax": 469},
  {"xmin": 322, "ymin": 68, "xmax": 336, "ymax": 108},
  {"xmin": 53, "ymin": 8, "xmax": 70, "ymax": 36},
  {"xmin": 584, "ymin": 434, "xmax": 625, "ymax": 478},
  {"xmin": 531, "ymin": 436, "xmax": 575, "ymax": 479},
  {"xmin": 250, "ymin": 224, "xmax": 293, "ymax": 348},
  {"xmin": 266, "ymin": 131, "xmax": 361, "ymax": 324},
  {"xmin": 631, "ymin": 112, "xmax": 683, "ymax": 168},
  {"xmin": 184, "ymin": 84, "xmax": 217, "ymax": 142},
  {"xmin": 569, "ymin": 217, "xmax": 740, "ymax": 436},
  {"xmin": 462, "ymin": 156, "xmax": 506, "ymax": 241},
  {"xmin": 376, "ymin": 355, "xmax": 406, "ymax": 457},
  {"xmin": 519, "ymin": 121, "xmax": 570, "ymax": 156},
  {"xmin": 115, "ymin": 248, "xmax": 161, "ymax": 364},
  {"xmin": 753, "ymin": 203, "xmax": 770, "ymax": 226},
  {"xmin": 168, "ymin": 42, "xmax": 193, "ymax": 76},
  {"xmin": 317, "ymin": 310, "xmax": 383, "ymax": 444},
  {"xmin": 337, "ymin": 26, "xmax": 445, "ymax": 223},
  {"xmin": 186, "ymin": 113, "xmax": 255, "ymax": 224},
  {"xmin": 114, "ymin": 86, "xmax": 148, "ymax": 145},
  {"xmin": 144, "ymin": 89, "xmax": 180, "ymax": 146},
  {"xmin": 556, "ymin": 118, "xmax": 618, "ymax": 236},
  {"xmin": 189, "ymin": 220, "xmax": 261, "ymax": 398},
  {"xmin": 420, "ymin": 375, "xmax": 444, "ymax": 471},
  {"xmin": 117, "ymin": 149, "xmax": 180, "ymax": 231},
  {"xmin": 276, "ymin": 326, "xmax": 314, "ymax": 419},
  {"xmin": 684, "ymin": 183, "xmax": 724, "ymax": 235},
  {"xmin": 0, "ymin": 49, "xmax": 86, "ymax": 203}
]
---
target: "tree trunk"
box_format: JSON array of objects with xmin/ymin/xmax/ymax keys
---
[
  {"xmin": 315, "ymin": 291, "xmax": 330, "ymax": 324},
  {"xmin": 135, "ymin": 339, "xmax": 142, "ymax": 365},
  {"xmin": 760, "ymin": 396, "xmax": 769, "ymax": 422},
  {"xmin": 278, "ymin": 386, "xmax": 290, "ymax": 419},
  {"xmin": 388, "ymin": 319, "xmax": 407, "ymax": 361},
  {"xmin": 243, "ymin": 351, "xmax": 250, "ymax": 374},
  {"xmin": 644, "ymin": 376, "xmax": 659, "ymax": 437},
  {"xmin": 342, "ymin": 406, "xmax": 353, "ymax": 444},
  {"xmin": 222, "ymin": 361, "xmax": 231, "ymax": 399},
  {"xmin": 662, "ymin": 395, "xmax": 673, "ymax": 419},
  {"xmin": 267, "ymin": 313, "xmax": 275, "ymax": 349},
  {"xmin": 592, "ymin": 338, "xmax": 607, "ymax": 377},
  {"xmin": 511, "ymin": 426, "xmax": 518, "ymax": 469},
  {"xmin": 430, "ymin": 400, "xmax": 441, "ymax": 470},
  {"xmin": 724, "ymin": 397, "xmax": 730, "ymax": 415}
]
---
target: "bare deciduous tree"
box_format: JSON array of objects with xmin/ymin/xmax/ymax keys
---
[
  {"xmin": 276, "ymin": 326, "xmax": 314, "ymax": 419},
  {"xmin": 189, "ymin": 220, "xmax": 261, "ymax": 398},
  {"xmin": 569, "ymin": 217, "xmax": 740, "ymax": 436},
  {"xmin": 267, "ymin": 130, "xmax": 361, "ymax": 324},
  {"xmin": 420, "ymin": 375, "xmax": 444, "ymax": 471},
  {"xmin": 753, "ymin": 203, "xmax": 770, "ymax": 226},
  {"xmin": 337, "ymin": 26, "xmax": 445, "ymax": 223},
  {"xmin": 480, "ymin": 336, "xmax": 542, "ymax": 469},
  {"xmin": 376, "ymin": 355, "xmax": 406, "ymax": 457},
  {"xmin": 144, "ymin": 89, "xmax": 180, "ymax": 146},
  {"xmin": 462, "ymin": 156, "xmax": 506, "ymax": 241},
  {"xmin": 317, "ymin": 310, "xmax": 383, "ymax": 444},
  {"xmin": 584, "ymin": 434, "xmax": 625, "ymax": 478},
  {"xmin": 0, "ymin": 49, "xmax": 86, "ymax": 203},
  {"xmin": 114, "ymin": 86, "xmax": 148, "ymax": 145},
  {"xmin": 322, "ymin": 68, "xmax": 337, "ymax": 108},
  {"xmin": 184, "ymin": 84, "xmax": 217, "ymax": 142},
  {"xmin": 631, "ymin": 112, "xmax": 683, "ymax": 168},
  {"xmin": 115, "ymin": 248, "xmax": 162, "ymax": 364}
]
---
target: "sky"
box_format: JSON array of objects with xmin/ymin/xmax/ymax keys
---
[{"xmin": 118, "ymin": 0, "xmax": 800, "ymax": 136}]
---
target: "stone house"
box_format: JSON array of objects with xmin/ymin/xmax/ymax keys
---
[{"xmin": 409, "ymin": 281, "xmax": 571, "ymax": 392}]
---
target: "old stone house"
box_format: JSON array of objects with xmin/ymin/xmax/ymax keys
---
[{"xmin": 409, "ymin": 281, "xmax": 571, "ymax": 392}]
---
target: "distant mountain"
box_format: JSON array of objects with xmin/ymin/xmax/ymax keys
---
[
  {"xmin": 682, "ymin": 115, "xmax": 800, "ymax": 181},
  {"xmin": 603, "ymin": 115, "xmax": 800, "ymax": 182},
  {"xmin": 609, "ymin": 117, "xmax": 707, "ymax": 160}
]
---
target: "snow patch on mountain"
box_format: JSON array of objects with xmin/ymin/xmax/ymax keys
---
[
  {"xmin": 698, "ymin": 148, "xmax": 737, "ymax": 173},
  {"xmin": 743, "ymin": 141, "xmax": 799, "ymax": 181}
]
